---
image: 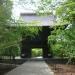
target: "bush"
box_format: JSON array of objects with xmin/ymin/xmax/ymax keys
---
[
  {"xmin": 32, "ymin": 48, "xmax": 42, "ymax": 57},
  {"xmin": 0, "ymin": 44, "xmax": 20, "ymax": 59}
]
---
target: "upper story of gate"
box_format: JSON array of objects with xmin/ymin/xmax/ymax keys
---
[{"xmin": 20, "ymin": 12, "xmax": 56, "ymax": 26}]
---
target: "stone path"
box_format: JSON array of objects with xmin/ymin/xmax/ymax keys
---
[{"xmin": 5, "ymin": 60, "xmax": 54, "ymax": 75}]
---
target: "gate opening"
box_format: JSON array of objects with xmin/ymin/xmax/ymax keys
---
[{"xmin": 32, "ymin": 48, "xmax": 43, "ymax": 58}]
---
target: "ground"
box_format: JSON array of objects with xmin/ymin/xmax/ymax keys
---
[
  {"xmin": 48, "ymin": 63, "xmax": 75, "ymax": 75},
  {"xmin": 0, "ymin": 63, "xmax": 17, "ymax": 75},
  {"xmin": 0, "ymin": 58, "xmax": 75, "ymax": 75}
]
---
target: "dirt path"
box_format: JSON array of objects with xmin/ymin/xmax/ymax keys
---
[{"xmin": 48, "ymin": 64, "xmax": 75, "ymax": 75}]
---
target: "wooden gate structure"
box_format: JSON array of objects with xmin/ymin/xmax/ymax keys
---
[
  {"xmin": 21, "ymin": 26, "xmax": 53, "ymax": 58},
  {"xmin": 20, "ymin": 13, "xmax": 55, "ymax": 58}
]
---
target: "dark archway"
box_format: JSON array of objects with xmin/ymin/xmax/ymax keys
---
[{"xmin": 21, "ymin": 26, "xmax": 53, "ymax": 58}]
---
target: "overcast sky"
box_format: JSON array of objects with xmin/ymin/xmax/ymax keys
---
[
  {"xmin": 12, "ymin": 0, "xmax": 40, "ymax": 20},
  {"xmin": 12, "ymin": 0, "xmax": 65, "ymax": 20}
]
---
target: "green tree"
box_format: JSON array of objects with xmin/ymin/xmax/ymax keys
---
[
  {"xmin": 40, "ymin": 0, "xmax": 75, "ymax": 63},
  {"xmin": 0, "ymin": 0, "xmax": 21, "ymax": 59},
  {"xmin": 55, "ymin": 0, "xmax": 75, "ymax": 63}
]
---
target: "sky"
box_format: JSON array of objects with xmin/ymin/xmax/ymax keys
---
[
  {"xmin": 12, "ymin": 0, "xmax": 40, "ymax": 20},
  {"xmin": 12, "ymin": 0, "xmax": 65, "ymax": 20}
]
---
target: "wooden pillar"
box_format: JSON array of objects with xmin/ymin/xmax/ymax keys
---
[
  {"xmin": 21, "ymin": 35, "xmax": 31, "ymax": 58},
  {"xmin": 41, "ymin": 26, "xmax": 53, "ymax": 58}
]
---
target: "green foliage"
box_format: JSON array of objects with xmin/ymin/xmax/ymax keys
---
[
  {"xmin": 19, "ymin": 26, "xmax": 42, "ymax": 39},
  {"xmin": 32, "ymin": 48, "xmax": 42, "ymax": 57},
  {"xmin": 62, "ymin": 26, "xmax": 75, "ymax": 63},
  {"xmin": 0, "ymin": 45, "xmax": 20, "ymax": 57},
  {"xmin": 47, "ymin": 0, "xmax": 75, "ymax": 63},
  {"xmin": 0, "ymin": 0, "xmax": 43, "ymax": 58},
  {"xmin": 51, "ymin": 44, "xmax": 65, "ymax": 57},
  {"xmin": 56, "ymin": 0, "xmax": 75, "ymax": 63},
  {"xmin": 48, "ymin": 25, "xmax": 66, "ymax": 58},
  {"xmin": 56, "ymin": 0, "xmax": 75, "ymax": 23},
  {"xmin": 39, "ymin": 0, "xmax": 75, "ymax": 63},
  {"xmin": 0, "ymin": 26, "xmax": 22, "ymax": 59},
  {"xmin": 0, "ymin": 0, "xmax": 21, "ymax": 58},
  {"xmin": 0, "ymin": 0, "xmax": 12, "ymax": 25},
  {"xmin": 1, "ymin": 0, "xmax": 75, "ymax": 63},
  {"xmin": 37, "ymin": 0, "xmax": 52, "ymax": 14}
]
